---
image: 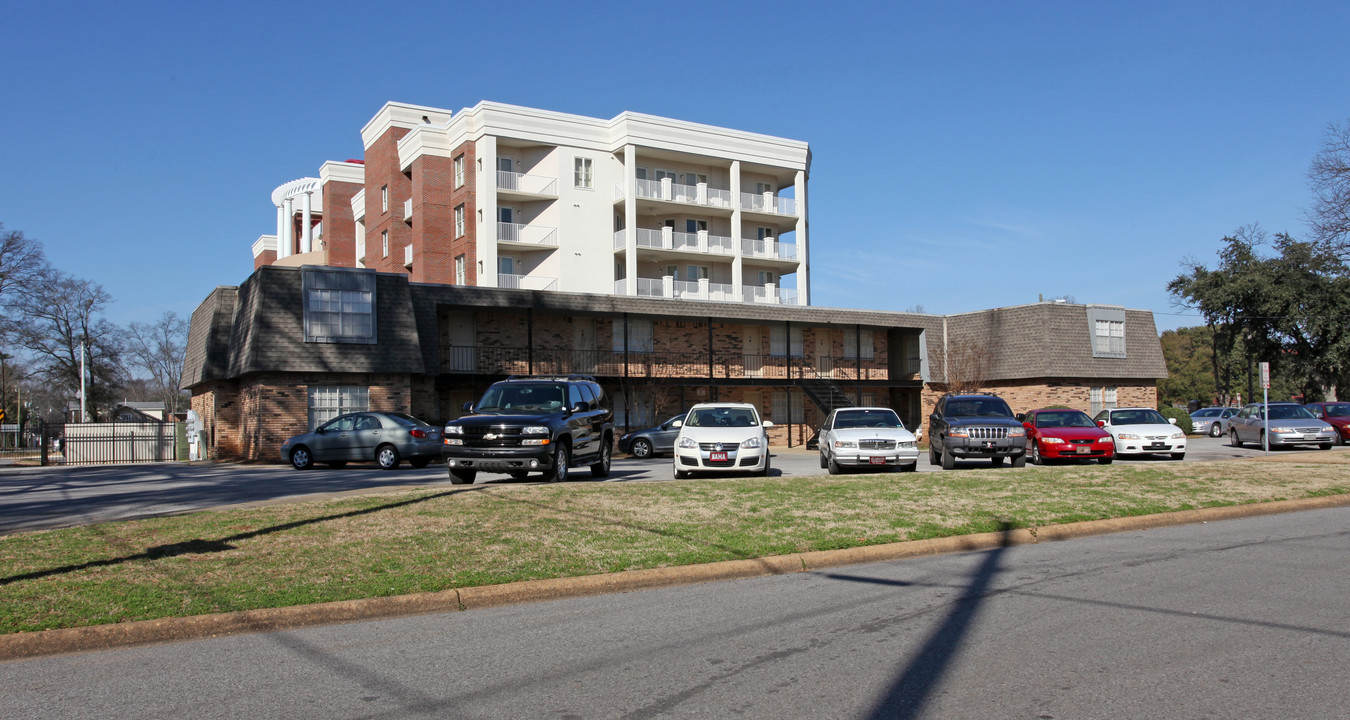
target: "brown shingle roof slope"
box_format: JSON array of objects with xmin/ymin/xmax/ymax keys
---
[
  {"xmin": 181, "ymin": 286, "xmax": 238, "ymax": 388},
  {"xmin": 943, "ymin": 303, "xmax": 1167, "ymax": 381},
  {"xmin": 224, "ymin": 266, "xmax": 425, "ymax": 377}
]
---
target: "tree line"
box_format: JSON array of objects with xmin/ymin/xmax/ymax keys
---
[
  {"xmin": 1166, "ymin": 119, "xmax": 1350, "ymax": 406},
  {"xmin": 0, "ymin": 222, "xmax": 188, "ymax": 425}
]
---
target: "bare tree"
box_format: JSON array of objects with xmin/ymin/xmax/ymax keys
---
[
  {"xmin": 10, "ymin": 266, "xmax": 126, "ymax": 420},
  {"xmin": 942, "ymin": 337, "xmax": 993, "ymax": 394},
  {"xmin": 124, "ymin": 311, "xmax": 190, "ymax": 415},
  {"xmin": 1308, "ymin": 120, "xmax": 1350, "ymax": 258},
  {"xmin": 0, "ymin": 224, "xmax": 50, "ymax": 340}
]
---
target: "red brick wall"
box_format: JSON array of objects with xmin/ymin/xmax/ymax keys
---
[
  {"xmin": 362, "ymin": 127, "xmax": 412, "ymax": 276},
  {"xmin": 323, "ymin": 179, "xmax": 362, "ymax": 268},
  {"xmin": 253, "ymin": 250, "xmax": 276, "ymax": 271}
]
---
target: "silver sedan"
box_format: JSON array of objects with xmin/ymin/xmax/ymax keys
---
[
  {"xmin": 818, "ymin": 407, "xmax": 920, "ymax": 474},
  {"xmin": 1227, "ymin": 402, "xmax": 1335, "ymax": 450}
]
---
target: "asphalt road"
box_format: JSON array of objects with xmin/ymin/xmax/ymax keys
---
[
  {"xmin": 0, "ymin": 436, "xmax": 1340, "ymax": 534},
  {"xmin": 3, "ymin": 504, "xmax": 1347, "ymax": 719}
]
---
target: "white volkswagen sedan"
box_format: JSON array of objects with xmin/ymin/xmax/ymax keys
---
[
  {"xmin": 818, "ymin": 407, "xmax": 919, "ymax": 474},
  {"xmin": 1092, "ymin": 407, "xmax": 1188, "ymax": 460},
  {"xmin": 672, "ymin": 403, "xmax": 773, "ymax": 478}
]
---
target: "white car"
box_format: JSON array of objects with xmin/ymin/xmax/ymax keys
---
[
  {"xmin": 672, "ymin": 403, "xmax": 773, "ymax": 478},
  {"xmin": 1092, "ymin": 407, "xmax": 1188, "ymax": 460},
  {"xmin": 818, "ymin": 407, "xmax": 919, "ymax": 474}
]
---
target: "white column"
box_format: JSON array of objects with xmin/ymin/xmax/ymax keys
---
[
  {"xmin": 624, "ymin": 144, "xmax": 638, "ymax": 297},
  {"xmin": 282, "ymin": 198, "xmax": 294, "ymax": 258},
  {"xmin": 730, "ymin": 160, "xmax": 743, "ymax": 301},
  {"xmin": 275, "ymin": 204, "xmax": 286, "ymax": 257},
  {"xmin": 301, "ymin": 192, "xmax": 313, "ymax": 254},
  {"xmin": 795, "ymin": 169, "xmax": 809, "ymax": 305}
]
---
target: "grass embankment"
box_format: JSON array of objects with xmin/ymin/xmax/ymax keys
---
[{"xmin": 3, "ymin": 456, "xmax": 1349, "ymax": 634}]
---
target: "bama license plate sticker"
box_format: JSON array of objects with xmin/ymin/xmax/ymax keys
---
[{"xmin": 710, "ymin": 451, "xmax": 728, "ymax": 462}]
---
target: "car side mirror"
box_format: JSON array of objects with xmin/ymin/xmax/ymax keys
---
[
  {"xmin": 1015, "ymin": 413, "xmax": 1025, "ymax": 422},
  {"xmin": 1022, "ymin": 421, "xmax": 1033, "ymax": 429},
  {"xmin": 1097, "ymin": 420, "xmax": 1106, "ymax": 428},
  {"xmin": 315, "ymin": 427, "xmax": 326, "ymax": 434},
  {"xmin": 762, "ymin": 421, "xmax": 774, "ymax": 428},
  {"xmin": 1168, "ymin": 418, "xmax": 1177, "ymax": 425},
  {"xmin": 671, "ymin": 420, "xmax": 683, "ymax": 428},
  {"xmin": 462, "ymin": 401, "xmax": 474, "ymax": 412},
  {"xmin": 571, "ymin": 401, "xmax": 589, "ymax": 414}
]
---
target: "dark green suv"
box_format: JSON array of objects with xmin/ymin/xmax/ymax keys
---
[
  {"xmin": 443, "ymin": 375, "xmax": 614, "ymax": 484},
  {"xmin": 928, "ymin": 393, "xmax": 1026, "ymax": 470}
]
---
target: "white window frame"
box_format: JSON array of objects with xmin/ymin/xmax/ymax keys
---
[
  {"xmin": 454, "ymin": 204, "xmax": 466, "ymax": 237},
  {"xmin": 574, "ymin": 157, "xmax": 593, "ymax": 189},
  {"xmin": 308, "ymin": 385, "xmax": 369, "ymax": 430},
  {"xmin": 302, "ymin": 267, "xmax": 377, "ymax": 345},
  {"xmin": 453, "ymin": 155, "xmax": 465, "ymax": 188},
  {"xmin": 454, "ymin": 254, "xmax": 466, "ymax": 284},
  {"xmin": 381, "ymin": 185, "xmax": 388, "ymax": 213},
  {"xmin": 381, "ymin": 230, "xmax": 389, "ymax": 258},
  {"xmin": 1087, "ymin": 306, "xmax": 1127, "ymax": 358}
]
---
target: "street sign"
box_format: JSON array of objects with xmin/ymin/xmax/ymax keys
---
[
  {"xmin": 1260, "ymin": 362, "xmax": 1270, "ymax": 389},
  {"xmin": 0, "ymin": 408, "xmax": 6, "ymax": 423}
]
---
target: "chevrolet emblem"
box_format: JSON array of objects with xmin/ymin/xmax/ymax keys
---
[{"xmin": 483, "ymin": 433, "xmax": 498, "ymax": 440}]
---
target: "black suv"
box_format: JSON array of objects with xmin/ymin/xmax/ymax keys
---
[
  {"xmin": 928, "ymin": 393, "xmax": 1026, "ymax": 469},
  {"xmin": 443, "ymin": 375, "xmax": 614, "ymax": 484}
]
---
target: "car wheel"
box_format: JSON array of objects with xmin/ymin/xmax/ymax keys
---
[
  {"xmin": 590, "ymin": 438, "xmax": 612, "ymax": 478},
  {"xmin": 1336, "ymin": 432, "xmax": 1346, "ymax": 446},
  {"xmin": 1010, "ymin": 453, "xmax": 1026, "ymax": 468},
  {"xmin": 990, "ymin": 455, "xmax": 1004, "ymax": 467},
  {"xmin": 631, "ymin": 438, "xmax": 653, "ymax": 459},
  {"xmin": 826, "ymin": 453, "xmax": 840, "ymax": 475},
  {"xmin": 290, "ymin": 447, "xmax": 313, "ymax": 470},
  {"xmin": 1209, "ymin": 423, "xmax": 1222, "ymax": 438},
  {"xmin": 673, "ymin": 465, "xmax": 689, "ymax": 479},
  {"xmin": 900, "ymin": 462, "xmax": 917, "ymax": 472},
  {"xmin": 327, "ymin": 461, "xmax": 346, "ymax": 469},
  {"xmin": 410, "ymin": 458, "xmax": 431, "ymax": 469},
  {"xmin": 940, "ymin": 443, "xmax": 955, "ymax": 470},
  {"xmin": 1230, "ymin": 429, "xmax": 1243, "ymax": 448},
  {"xmin": 819, "ymin": 451, "xmax": 828, "ymax": 469},
  {"xmin": 1098, "ymin": 456, "xmax": 1114, "ymax": 465},
  {"xmin": 761, "ymin": 454, "xmax": 771, "ymax": 477},
  {"xmin": 376, "ymin": 444, "xmax": 400, "ymax": 470},
  {"xmin": 1170, "ymin": 452, "xmax": 1186, "ymax": 460},
  {"xmin": 547, "ymin": 443, "xmax": 570, "ymax": 483},
  {"xmin": 448, "ymin": 468, "xmax": 476, "ymax": 485},
  {"xmin": 1029, "ymin": 442, "xmax": 1042, "ymax": 465}
]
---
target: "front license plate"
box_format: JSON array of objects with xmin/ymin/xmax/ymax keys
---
[
  {"xmin": 1076, "ymin": 446, "xmax": 1091, "ymax": 454},
  {"xmin": 869, "ymin": 456, "xmax": 886, "ymax": 465},
  {"xmin": 1149, "ymin": 442, "xmax": 1167, "ymax": 450},
  {"xmin": 1304, "ymin": 434, "xmax": 1319, "ymax": 441},
  {"xmin": 982, "ymin": 441, "xmax": 996, "ymax": 450},
  {"xmin": 710, "ymin": 451, "xmax": 728, "ymax": 462}
]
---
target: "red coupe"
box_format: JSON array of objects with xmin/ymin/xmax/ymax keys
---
[
  {"xmin": 1305, "ymin": 402, "xmax": 1350, "ymax": 445},
  {"xmin": 1021, "ymin": 408, "xmax": 1115, "ymax": 464}
]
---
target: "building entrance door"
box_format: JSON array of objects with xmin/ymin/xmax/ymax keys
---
[
  {"xmin": 744, "ymin": 326, "xmax": 763, "ymax": 378},
  {"xmin": 446, "ymin": 311, "xmax": 476, "ymax": 373}
]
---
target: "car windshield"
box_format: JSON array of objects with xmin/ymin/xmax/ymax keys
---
[
  {"xmin": 834, "ymin": 409, "xmax": 903, "ymax": 429},
  {"xmin": 1320, "ymin": 403, "xmax": 1350, "ymax": 417},
  {"xmin": 1034, "ymin": 410, "xmax": 1095, "ymax": 428},
  {"xmin": 1267, "ymin": 405, "xmax": 1316, "ymax": 420},
  {"xmin": 475, "ymin": 383, "xmax": 566, "ymax": 412},
  {"xmin": 944, "ymin": 398, "xmax": 1014, "ymax": 418},
  {"xmin": 686, "ymin": 407, "xmax": 759, "ymax": 427},
  {"xmin": 1109, "ymin": 409, "xmax": 1169, "ymax": 425}
]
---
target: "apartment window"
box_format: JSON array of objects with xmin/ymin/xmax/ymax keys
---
[
  {"xmin": 842, "ymin": 327, "xmax": 874, "ymax": 359},
  {"xmin": 757, "ymin": 271, "xmax": 776, "ymax": 286},
  {"xmin": 381, "ymin": 185, "xmax": 388, "ymax": 212},
  {"xmin": 665, "ymin": 265, "xmax": 679, "ymax": 280},
  {"xmin": 684, "ymin": 172, "xmax": 708, "ymax": 186},
  {"xmin": 612, "ymin": 317, "xmax": 654, "ymax": 353},
  {"xmin": 574, "ymin": 157, "xmax": 593, "ymax": 189},
  {"xmin": 381, "ymin": 230, "xmax": 389, "ymax": 258},
  {"xmin": 454, "ymin": 204, "xmax": 465, "ymax": 237},
  {"xmin": 454, "ymin": 254, "xmax": 466, "ymax": 285},
  {"xmin": 453, "ymin": 154, "xmax": 465, "ymax": 188},
  {"xmin": 687, "ymin": 265, "xmax": 709, "ymax": 281},
  {"xmin": 757, "ymin": 227, "xmax": 774, "ymax": 240},
  {"xmin": 1090, "ymin": 386, "xmax": 1118, "ymax": 416},
  {"xmin": 685, "ymin": 219, "xmax": 708, "ymax": 234},
  {"xmin": 770, "ymin": 326, "xmax": 803, "ymax": 358},
  {"xmin": 1087, "ymin": 306, "xmax": 1127, "ymax": 358},
  {"xmin": 302, "ymin": 267, "xmax": 376, "ymax": 344},
  {"xmin": 308, "ymin": 385, "xmax": 369, "ymax": 430},
  {"xmin": 772, "ymin": 391, "xmax": 805, "ymax": 424}
]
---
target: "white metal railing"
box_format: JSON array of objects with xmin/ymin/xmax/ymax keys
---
[
  {"xmin": 708, "ymin": 282, "xmax": 735, "ymax": 301},
  {"xmin": 635, "ymin": 178, "xmax": 662, "ymax": 200},
  {"xmin": 636, "ymin": 277, "xmax": 663, "ymax": 297},
  {"xmin": 628, "ymin": 178, "xmax": 733, "ymax": 209},
  {"xmin": 497, "ymin": 170, "xmax": 557, "ymax": 196},
  {"xmin": 781, "ymin": 288, "xmax": 800, "ymax": 305},
  {"xmin": 743, "ymin": 285, "xmax": 797, "ymax": 304},
  {"xmin": 635, "ymin": 227, "xmax": 663, "ymax": 249},
  {"xmin": 614, "ymin": 279, "xmax": 625, "ymax": 294},
  {"xmin": 742, "ymin": 238, "xmax": 772, "ymax": 257},
  {"xmin": 777, "ymin": 243, "xmax": 798, "ymax": 260},
  {"xmin": 740, "ymin": 192, "xmax": 798, "ymax": 216},
  {"xmin": 707, "ymin": 187, "xmax": 732, "ymax": 208},
  {"xmin": 614, "ymin": 230, "xmax": 625, "ymax": 250},
  {"xmin": 498, "ymin": 273, "xmax": 558, "ymax": 292},
  {"xmin": 498, "ymin": 222, "xmax": 558, "ymax": 246}
]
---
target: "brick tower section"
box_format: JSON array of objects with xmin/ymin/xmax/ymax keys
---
[
  {"xmin": 409, "ymin": 139, "xmax": 477, "ymax": 284},
  {"xmin": 322, "ymin": 179, "xmax": 362, "ymax": 268},
  {"xmin": 363, "ymin": 127, "xmax": 412, "ymax": 276}
]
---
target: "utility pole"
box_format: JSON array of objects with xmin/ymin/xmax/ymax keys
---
[{"xmin": 80, "ymin": 340, "xmax": 88, "ymax": 423}]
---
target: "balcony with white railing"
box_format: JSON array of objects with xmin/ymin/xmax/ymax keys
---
[
  {"xmin": 496, "ymin": 170, "xmax": 557, "ymax": 197},
  {"xmin": 498, "ymin": 222, "xmax": 558, "ymax": 247},
  {"xmin": 499, "ymin": 273, "xmax": 558, "ymax": 292},
  {"xmin": 616, "ymin": 277, "xmax": 740, "ymax": 303},
  {"xmin": 743, "ymin": 284, "xmax": 801, "ymax": 305},
  {"xmin": 740, "ymin": 238, "xmax": 800, "ymax": 261},
  {"xmin": 616, "ymin": 227, "xmax": 736, "ymax": 256},
  {"xmin": 617, "ymin": 178, "xmax": 735, "ymax": 210},
  {"xmin": 739, "ymin": 192, "xmax": 797, "ymax": 217}
]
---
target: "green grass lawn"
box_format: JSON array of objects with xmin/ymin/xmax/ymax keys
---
[{"xmin": 3, "ymin": 455, "xmax": 1349, "ymax": 634}]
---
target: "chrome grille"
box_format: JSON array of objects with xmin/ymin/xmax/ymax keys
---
[
  {"xmin": 965, "ymin": 426, "xmax": 1008, "ymax": 440},
  {"xmin": 699, "ymin": 442, "xmax": 739, "ymax": 452},
  {"xmin": 859, "ymin": 439, "xmax": 896, "ymax": 450},
  {"xmin": 1296, "ymin": 427, "xmax": 1323, "ymax": 434}
]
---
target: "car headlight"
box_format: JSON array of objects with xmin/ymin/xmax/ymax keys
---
[
  {"xmin": 444, "ymin": 438, "xmax": 463, "ymax": 445},
  {"xmin": 678, "ymin": 437, "xmax": 698, "ymax": 449},
  {"xmin": 948, "ymin": 429, "xmax": 969, "ymax": 438},
  {"xmin": 444, "ymin": 426, "xmax": 463, "ymax": 435},
  {"xmin": 899, "ymin": 441, "xmax": 916, "ymax": 449},
  {"xmin": 833, "ymin": 440, "xmax": 857, "ymax": 448},
  {"xmin": 1118, "ymin": 433, "xmax": 1140, "ymax": 440},
  {"xmin": 1040, "ymin": 437, "xmax": 1065, "ymax": 444},
  {"xmin": 740, "ymin": 436, "xmax": 762, "ymax": 449},
  {"xmin": 1269, "ymin": 426, "xmax": 1294, "ymax": 434},
  {"xmin": 1171, "ymin": 431, "xmax": 1186, "ymax": 439},
  {"xmin": 522, "ymin": 426, "xmax": 549, "ymax": 435},
  {"xmin": 1008, "ymin": 427, "xmax": 1025, "ymax": 437},
  {"xmin": 522, "ymin": 438, "xmax": 550, "ymax": 446}
]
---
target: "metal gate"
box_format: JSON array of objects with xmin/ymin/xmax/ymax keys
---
[{"xmin": 42, "ymin": 421, "xmax": 180, "ymax": 466}]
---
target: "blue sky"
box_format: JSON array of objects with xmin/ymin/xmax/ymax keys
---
[{"xmin": 4, "ymin": 0, "xmax": 1348, "ymax": 333}]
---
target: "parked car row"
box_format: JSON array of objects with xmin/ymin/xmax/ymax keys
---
[{"xmin": 1191, "ymin": 402, "xmax": 1345, "ymax": 449}]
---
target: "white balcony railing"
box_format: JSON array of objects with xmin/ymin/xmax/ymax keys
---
[
  {"xmin": 742, "ymin": 284, "xmax": 800, "ymax": 305},
  {"xmin": 498, "ymin": 222, "xmax": 558, "ymax": 246},
  {"xmin": 624, "ymin": 227, "xmax": 735, "ymax": 255},
  {"xmin": 626, "ymin": 178, "xmax": 733, "ymax": 209},
  {"xmin": 740, "ymin": 238, "xmax": 799, "ymax": 261},
  {"xmin": 740, "ymin": 192, "xmax": 797, "ymax": 216},
  {"xmin": 499, "ymin": 273, "xmax": 558, "ymax": 292},
  {"xmin": 617, "ymin": 278, "xmax": 741, "ymax": 303},
  {"xmin": 497, "ymin": 170, "xmax": 557, "ymax": 196}
]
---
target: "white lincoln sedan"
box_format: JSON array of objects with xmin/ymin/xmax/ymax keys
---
[{"xmin": 818, "ymin": 407, "xmax": 919, "ymax": 473}]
